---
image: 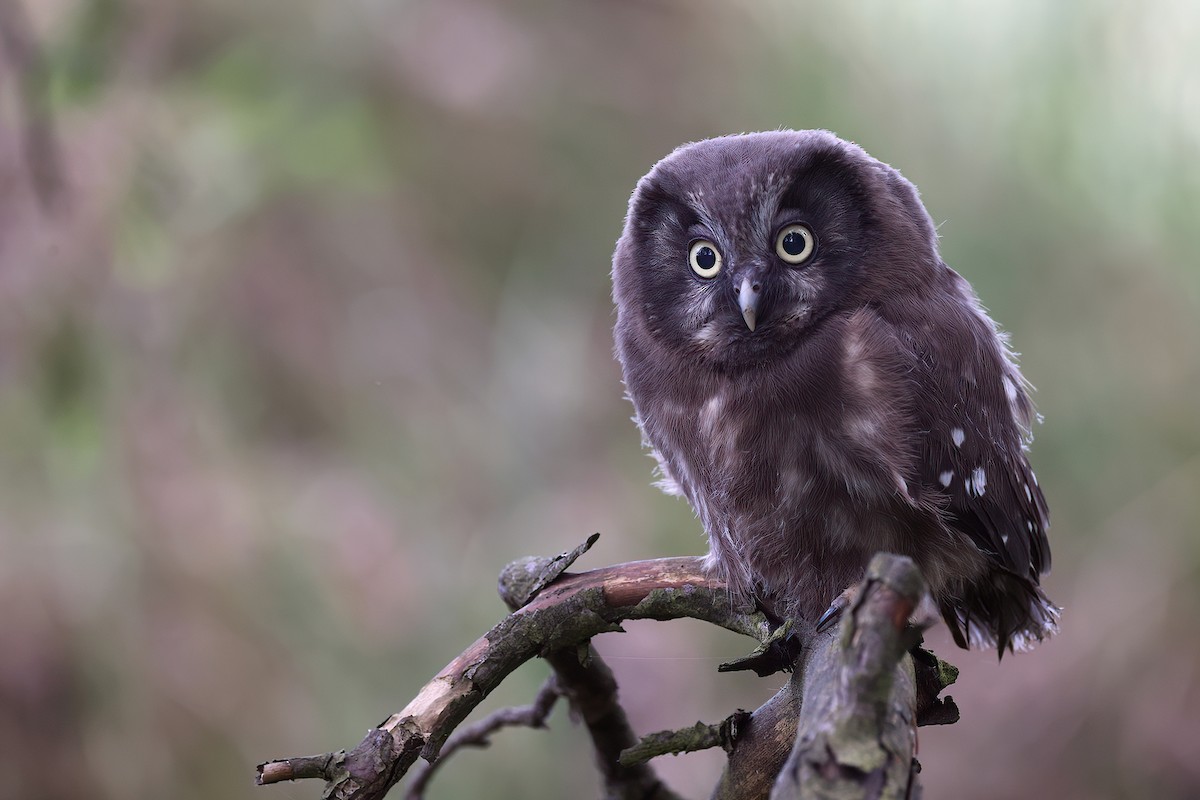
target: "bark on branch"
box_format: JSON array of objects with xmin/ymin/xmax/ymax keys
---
[
  {"xmin": 772, "ymin": 554, "xmax": 926, "ymax": 800},
  {"xmin": 257, "ymin": 539, "xmax": 769, "ymax": 799},
  {"xmin": 255, "ymin": 541, "xmax": 955, "ymax": 800}
]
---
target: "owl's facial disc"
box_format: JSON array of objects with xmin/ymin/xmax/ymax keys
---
[{"xmin": 737, "ymin": 276, "xmax": 761, "ymax": 331}]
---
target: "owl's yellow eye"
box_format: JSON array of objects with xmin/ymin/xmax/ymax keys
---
[
  {"xmin": 775, "ymin": 224, "xmax": 815, "ymax": 265},
  {"xmin": 688, "ymin": 240, "xmax": 722, "ymax": 278}
]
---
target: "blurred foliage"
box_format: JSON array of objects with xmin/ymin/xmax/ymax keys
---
[{"xmin": 0, "ymin": 0, "xmax": 1198, "ymax": 798}]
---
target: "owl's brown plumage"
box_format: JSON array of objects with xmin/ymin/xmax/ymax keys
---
[{"xmin": 612, "ymin": 130, "xmax": 1057, "ymax": 653}]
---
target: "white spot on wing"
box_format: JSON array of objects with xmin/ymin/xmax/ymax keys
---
[
  {"xmin": 951, "ymin": 427, "xmax": 966, "ymax": 448},
  {"xmin": 1024, "ymin": 483, "xmax": 1032, "ymax": 502},
  {"xmin": 971, "ymin": 467, "xmax": 987, "ymax": 496},
  {"xmin": 938, "ymin": 470, "xmax": 953, "ymax": 488}
]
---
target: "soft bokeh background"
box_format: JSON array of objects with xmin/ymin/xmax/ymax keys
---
[{"xmin": 2, "ymin": 1, "xmax": 1198, "ymax": 798}]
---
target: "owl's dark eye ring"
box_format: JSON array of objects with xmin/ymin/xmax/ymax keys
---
[
  {"xmin": 775, "ymin": 224, "xmax": 815, "ymax": 265},
  {"xmin": 688, "ymin": 240, "xmax": 723, "ymax": 278}
]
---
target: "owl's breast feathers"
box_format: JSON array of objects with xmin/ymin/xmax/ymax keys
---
[{"xmin": 629, "ymin": 305, "xmax": 946, "ymax": 606}]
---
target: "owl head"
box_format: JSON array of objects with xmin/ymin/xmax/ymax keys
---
[{"xmin": 613, "ymin": 130, "xmax": 942, "ymax": 369}]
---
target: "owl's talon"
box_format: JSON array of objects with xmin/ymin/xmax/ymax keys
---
[
  {"xmin": 815, "ymin": 603, "xmax": 843, "ymax": 634},
  {"xmin": 816, "ymin": 586, "xmax": 860, "ymax": 634}
]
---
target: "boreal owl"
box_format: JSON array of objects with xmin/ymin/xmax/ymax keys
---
[{"xmin": 612, "ymin": 130, "xmax": 1057, "ymax": 652}]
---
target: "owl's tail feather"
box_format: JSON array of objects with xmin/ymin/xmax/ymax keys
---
[{"xmin": 941, "ymin": 570, "xmax": 1060, "ymax": 656}]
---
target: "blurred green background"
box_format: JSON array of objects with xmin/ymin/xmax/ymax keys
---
[{"xmin": 1, "ymin": 1, "xmax": 1198, "ymax": 798}]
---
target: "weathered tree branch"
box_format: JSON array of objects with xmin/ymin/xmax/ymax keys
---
[
  {"xmin": 257, "ymin": 752, "xmax": 346, "ymax": 785},
  {"xmin": 619, "ymin": 710, "xmax": 750, "ymax": 767},
  {"xmin": 255, "ymin": 542, "xmax": 955, "ymax": 800},
  {"xmin": 712, "ymin": 670, "xmax": 803, "ymax": 800},
  {"xmin": 709, "ymin": 555, "xmax": 946, "ymax": 800},
  {"xmin": 257, "ymin": 542, "xmax": 769, "ymax": 799},
  {"xmin": 772, "ymin": 554, "xmax": 926, "ymax": 800},
  {"xmin": 498, "ymin": 537, "xmax": 685, "ymax": 800}
]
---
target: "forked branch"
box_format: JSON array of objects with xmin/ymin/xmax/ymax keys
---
[
  {"xmin": 255, "ymin": 540, "xmax": 955, "ymax": 800},
  {"xmin": 257, "ymin": 539, "xmax": 769, "ymax": 799}
]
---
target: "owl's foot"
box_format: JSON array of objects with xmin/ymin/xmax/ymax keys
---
[
  {"xmin": 816, "ymin": 583, "xmax": 941, "ymax": 636},
  {"xmin": 815, "ymin": 586, "xmax": 860, "ymax": 634},
  {"xmin": 717, "ymin": 619, "xmax": 803, "ymax": 677}
]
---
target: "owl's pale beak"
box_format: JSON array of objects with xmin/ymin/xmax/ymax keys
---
[{"xmin": 738, "ymin": 276, "xmax": 760, "ymax": 331}]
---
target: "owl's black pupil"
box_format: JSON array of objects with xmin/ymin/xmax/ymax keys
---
[
  {"xmin": 695, "ymin": 247, "xmax": 716, "ymax": 270},
  {"xmin": 782, "ymin": 231, "xmax": 806, "ymax": 256}
]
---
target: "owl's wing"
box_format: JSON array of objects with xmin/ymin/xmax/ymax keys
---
[
  {"xmin": 910, "ymin": 296, "xmax": 1051, "ymax": 583},
  {"xmin": 920, "ymin": 410, "xmax": 1050, "ymax": 582}
]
